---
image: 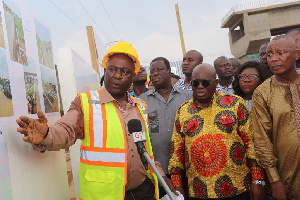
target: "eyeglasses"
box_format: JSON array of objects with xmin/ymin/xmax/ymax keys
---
[
  {"xmin": 191, "ymin": 79, "xmax": 213, "ymax": 88},
  {"xmin": 238, "ymin": 74, "xmax": 260, "ymax": 81}
]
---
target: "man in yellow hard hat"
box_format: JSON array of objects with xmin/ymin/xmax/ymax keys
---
[{"xmin": 16, "ymin": 42, "xmax": 175, "ymax": 200}]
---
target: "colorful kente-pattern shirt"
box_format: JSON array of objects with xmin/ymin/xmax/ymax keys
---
[{"xmin": 168, "ymin": 92, "xmax": 264, "ymax": 199}]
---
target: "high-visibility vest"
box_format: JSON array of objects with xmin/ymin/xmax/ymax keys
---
[{"xmin": 77, "ymin": 90, "xmax": 159, "ymax": 200}]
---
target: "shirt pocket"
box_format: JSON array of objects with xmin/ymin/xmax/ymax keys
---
[{"xmin": 85, "ymin": 169, "xmax": 116, "ymax": 200}]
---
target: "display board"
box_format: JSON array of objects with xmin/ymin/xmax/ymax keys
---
[
  {"xmin": 93, "ymin": 31, "xmax": 106, "ymax": 77},
  {"xmin": 57, "ymin": 47, "xmax": 101, "ymax": 199},
  {"xmin": 0, "ymin": 0, "xmax": 69, "ymax": 199}
]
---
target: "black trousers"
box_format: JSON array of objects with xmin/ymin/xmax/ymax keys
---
[
  {"xmin": 189, "ymin": 191, "xmax": 250, "ymax": 200},
  {"xmin": 124, "ymin": 178, "xmax": 155, "ymax": 200}
]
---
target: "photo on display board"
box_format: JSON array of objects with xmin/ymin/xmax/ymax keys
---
[
  {"xmin": 3, "ymin": 0, "xmax": 27, "ymax": 65},
  {"xmin": 0, "ymin": 11, "xmax": 6, "ymax": 48},
  {"xmin": 24, "ymin": 58, "xmax": 40, "ymax": 114},
  {"xmin": 35, "ymin": 19, "xmax": 53, "ymax": 69},
  {"xmin": 0, "ymin": 49, "xmax": 14, "ymax": 117},
  {"xmin": 40, "ymin": 66, "xmax": 58, "ymax": 113}
]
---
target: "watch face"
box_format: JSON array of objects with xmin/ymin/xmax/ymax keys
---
[{"xmin": 253, "ymin": 180, "xmax": 265, "ymax": 186}]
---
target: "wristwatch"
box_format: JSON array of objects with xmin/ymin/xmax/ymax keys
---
[{"xmin": 252, "ymin": 180, "xmax": 265, "ymax": 187}]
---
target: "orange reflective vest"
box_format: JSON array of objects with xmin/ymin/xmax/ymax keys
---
[{"xmin": 77, "ymin": 90, "xmax": 159, "ymax": 200}]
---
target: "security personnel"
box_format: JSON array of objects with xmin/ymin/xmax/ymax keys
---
[{"xmin": 16, "ymin": 42, "xmax": 161, "ymax": 200}]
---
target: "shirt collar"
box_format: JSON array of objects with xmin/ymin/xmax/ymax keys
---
[
  {"xmin": 217, "ymin": 83, "xmax": 233, "ymax": 89},
  {"xmin": 191, "ymin": 92, "xmax": 218, "ymax": 108},
  {"xmin": 101, "ymin": 87, "xmax": 136, "ymax": 106},
  {"xmin": 148, "ymin": 85, "xmax": 180, "ymax": 96}
]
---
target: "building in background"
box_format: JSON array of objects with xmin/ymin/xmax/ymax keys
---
[{"xmin": 221, "ymin": 0, "xmax": 300, "ymax": 63}]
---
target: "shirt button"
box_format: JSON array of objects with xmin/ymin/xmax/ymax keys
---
[{"xmin": 168, "ymin": 130, "xmax": 170, "ymax": 132}]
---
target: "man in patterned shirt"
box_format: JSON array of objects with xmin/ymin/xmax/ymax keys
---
[
  {"xmin": 168, "ymin": 63, "xmax": 265, "ymax": 199},
  {"xmin": 174, "ymin": 50, "xmax": 203, "ymax": 90}
]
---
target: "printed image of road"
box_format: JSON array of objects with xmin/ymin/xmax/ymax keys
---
[
  {"xmin": 0, "ymin": 78, "xmax": 14, "ymax": 117},
  {"xmin": 41, "ymin": 66, "xmax": 58, "ymax": 113},
  {"xmin": 24, "ymin": 58, "xmax": 41, "ymax": 114},
  {"xmin": 0, "ymin": 12, "xmax": 6, "ymax": 48},
  {"xmin": 0, "ymin": 50, "xmax": 13, "ymax": 118},
  {"xmin": 35, "ymin": 19, "xmax": 53, "ymax": 69},
  {"xmin": 3, "ymin": 1, "xmax": 27, "ymax": 65},
  {"xmin": 24, "ymin": 72, "xmax": 40, "ymax": 114},
  {"xmin": 42, "ymin": 82, "xmax": 58, "ymax": 113}
]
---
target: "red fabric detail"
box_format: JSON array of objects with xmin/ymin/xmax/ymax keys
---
[
  {"xmin": 176, "ymin": 142, "xmax": 185, "ymax": 164},
  {"xmin": 238, "ymin": 131, "xmax": 250, "ymax": 149},
  {"xmin": 219, "ymin": 114, "xmax": 234, "ymax": 128},
  {"xmin": 237, "ymin": 106, "xmax": 245, "ymax": 121},
  {"xmin": 186, "ymin": 119, "xmax": 199, "ymax": 132},
  {"xmin": 220, "ymin": 181, "xmax": 234, "ymax": 196},
  {"xmin": 221, "ymin": 96, "xmax": 234, "ymax": 105}
]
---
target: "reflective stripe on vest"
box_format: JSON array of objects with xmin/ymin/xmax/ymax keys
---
[
  {"xmin": 80, "ymin": 149, "xmax": 125, "ymax": 163},
  {"xmin": 90, "ymin": 90, "xmax": 103, "ymax": 148}
]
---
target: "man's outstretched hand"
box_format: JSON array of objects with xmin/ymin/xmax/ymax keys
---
[{"xmin": 16, "ymin": 110, "xmax": 49, "ymax": 144}]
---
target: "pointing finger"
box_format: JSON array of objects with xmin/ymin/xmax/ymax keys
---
[{"xmin": 37, "ymin": 110, "xmax": 47, "ymax": 123}]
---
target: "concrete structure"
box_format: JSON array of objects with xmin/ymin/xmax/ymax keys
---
[{"xmin": 221, "ymin": 0, "xmax": 300, "ymax": 63}]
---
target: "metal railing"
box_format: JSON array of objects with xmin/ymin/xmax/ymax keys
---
[{"xmin": 222, "ymin": 0, "xmax": 300, "ymax": 25}]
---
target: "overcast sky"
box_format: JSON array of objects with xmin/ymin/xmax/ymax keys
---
[{"xmin": 22, "ymin": 0, "xmax": 258, "ymax": 67}]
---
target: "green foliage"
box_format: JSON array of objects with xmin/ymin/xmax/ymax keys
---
[{"xmin": 15, "ymin": 17, "xmax": 24, "ymax": 41}]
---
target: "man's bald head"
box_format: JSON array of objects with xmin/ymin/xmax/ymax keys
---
[{"xmin": 192, "ymin": 63, "xmax": 216, "ymax": 80}]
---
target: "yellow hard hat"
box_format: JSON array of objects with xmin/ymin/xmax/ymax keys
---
[{"xmin": 102, "ymin": 41, "xmax": 140, "ymax": 73}]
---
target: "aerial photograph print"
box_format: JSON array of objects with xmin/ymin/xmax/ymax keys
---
[
  {"xmin": 0, "ymin": 49, "xmax": 13, "ymax": 117},
  {"xmin": 35, "ymin": 19, "xmax": 53, "ymax": 69},
  {"xmin": 3, "ymin": 0, "xmax": 27, "ymax": 65},
  {"xmin": 23, "ymin": 57, "xmax": 40, "ymax": 114},
  {"xmin": 40, "ymin": 66, "xmax": 58, "ymax": 113},
  {"xmin": 0, "ymin": 11, "xmax": 6, "ymax": 49}
]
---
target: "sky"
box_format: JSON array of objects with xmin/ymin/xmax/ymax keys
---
[
  {"xmin": 0, "ymin": 49, "xmax": 9, "ymax": 78},
  {"xmin": 21, "ymin": 0, "xmax": 259, "ymax": 68},
  {"xmin": 34, "ymin": 19, "xmax": 51, "ymax": 42},
  {"xmin": 4, "ymin": 0, "xmax": 21, "ymax": 17}
]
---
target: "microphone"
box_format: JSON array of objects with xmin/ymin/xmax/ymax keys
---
[
  {"xmin": 127, "ymin": 119, "xmax": 176, "ymax": 200},
  {"xmin": 127, "ymin": 119, "xmax": 148, "ymax": 170}
]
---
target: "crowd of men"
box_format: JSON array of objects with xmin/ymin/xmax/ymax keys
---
[{"xmin": 16, "ymin": 28, "xmax": 300, "ymax": 200}]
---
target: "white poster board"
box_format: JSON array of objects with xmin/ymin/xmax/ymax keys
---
[
  {"xmin": 0, "ymin": 0, "xmax": 69, "ymax": 199},
  {"xmin": 94, "ymin": 31, "xmax": 106, "ymax": 77},
  {"xmin": 57, "ymin": 47, "xmax": 101, "ymax": 199}
]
